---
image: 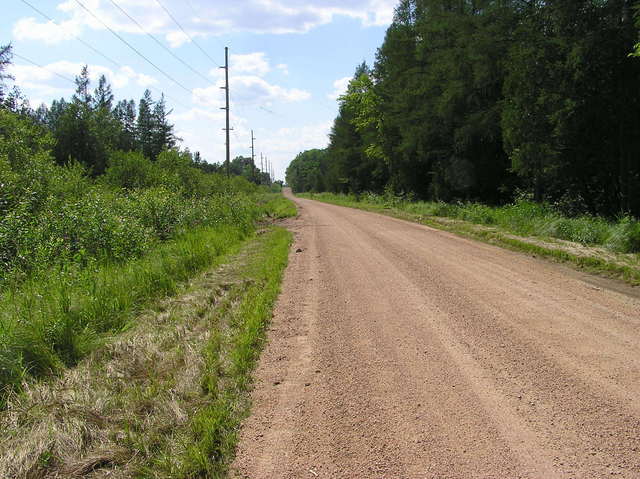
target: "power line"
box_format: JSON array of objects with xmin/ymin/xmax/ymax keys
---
[
  {"xmin": 17, "ymin": 0, "xmax": 190, "ymax": 110},
  {"xmin": 19, "ymin": 0, "xmax": 120, "ymax": 69},
  {"xmin": 12, "ymin": 52, "xmax": 76, "ymax": 85},
  {"xmin": 73, "ymin": 0, "xmax": 192, "ymax": 95},
  {"xmin": 153, "ymin": 0, "xmax": 222, "ymax": 68},
  {"xmin": 106, "ymin": 0, "xmax": 212, "ymax": 85},
  {"xmin": 181, "ymin": 0, "xmax": 227, "ymax": 52}
]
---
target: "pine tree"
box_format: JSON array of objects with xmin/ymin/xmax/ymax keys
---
[
  {"xmin": 114, "ymin": 99, "xmax": 137, "ymax": 151},
  {"xmin": 93, "ymin": 74, "xmax": 114, "ymax": 111},
  {"xmin": 137, "ymin": 89, "xmax": 154, "ymax": 159},
  {"xmin": 73, "ymin": 65, "xmax": 92, "ymax": 107},
  {"xmin": 151, "ymin": 94, "xmax": 176, "ymax": 160},
  {"xmin": 0, "ymin": 44, "xmax": 13, "ymax": 104}
]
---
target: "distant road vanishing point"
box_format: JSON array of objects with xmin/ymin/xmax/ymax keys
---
[{"xmin": 233, "ymin": 188, "xmax": 640, "ymax": 479}]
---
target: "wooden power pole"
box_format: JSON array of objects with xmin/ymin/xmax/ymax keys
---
[
  {"xmin": 251, "ymin": 129, "xmax": 256, "ymax": 181},
  {"xmin": 220, "ymin": 47, "xmax": 231, "ymax": 177}
]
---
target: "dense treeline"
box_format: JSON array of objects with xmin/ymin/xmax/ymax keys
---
[
  {"xmin": 288, "ymin": 0, "xmax": 640, "ymax": 217},
  {"xmin": 3, "ymin": 65, "xmax": 177, "ymax": 176}
]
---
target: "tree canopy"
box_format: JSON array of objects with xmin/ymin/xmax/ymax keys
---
[{"xmin": 289, "ymin": 0, "xmax": 640, "ymax": 217}]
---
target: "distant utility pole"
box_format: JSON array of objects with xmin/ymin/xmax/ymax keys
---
[
  {"xmin": 220, "ymin": 46, "xmax": 231, "ymax": 177},
  {"xmin": 260, "ymin": 152, "xmax": 264, "ymax": 182},
  {"xmin": 265, "ymin": 157, "xmax": 270, "ymax": 185},
  {"xmin": 250, "ymin": 129, "xmax": 256, "ymax": 180}
]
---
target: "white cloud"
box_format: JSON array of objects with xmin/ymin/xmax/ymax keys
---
[
  {"xmin": 13, "ymin": 0, "xmax": 396, "ymax": 45},
  {"xmin": 13, "ymin": 17, "xmax": 82, "ymax": 44},
  {"xmin": 276, "ymin": 63, "xmax": 289, "ymax": 75},
  {"xmin": 263, "ymin": 121, "xmax": 332, "ymax": 155},
  {"xmin": 193, "ymin": 75, "xmax": 310, "ymax": 107},
  {"xmin": 165, "ymin": 30, "xmax": 191, "ymax": 48},
  {"xmin": 231, "ymin": 52, "xmax": 271, "ymax": 76},
  {"xmin": 327, "ymin": 76, "xmax": 351, "ymax": 100}
]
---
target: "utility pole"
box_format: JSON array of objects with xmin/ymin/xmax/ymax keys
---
[
  {"xmin": 251, "ymin": 129, "xmax": 256, "ymax": 181},
  {"xmin": 260, "ymin": 152, "xmax": 264, "ymax": 185},
  {"xmin": 265, "ymin": 157, "xmax": 269, "ymax": 185},
  {"xmin": 220, "ymin": 46, "xmax": 231, "ymax": 177}
]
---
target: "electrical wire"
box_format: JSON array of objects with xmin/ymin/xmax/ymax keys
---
[
  {"xmin": 106, "ymin": 0, "xmax": 212, "ymax": 85},
  {"xmin": 12, "ymin": 52, "xmax": 77, "ymax": 85},
  {"xmin": 74, "ymin": 0, "xmax": 192, "ymax": 95},
  {"xmin": 182, "ymin": 0, "xmax": 227, "ymax": 52},
  {"xmin": 153, "ymin": 0, "xmax": 222, "ymax": 67},
  {"xmin": 17, "ymin": 0, "xmax": 191, "ymax": 110},
  {"xmin": 19, "ymin": 0, "xmax": 120, "ymax": 69}
]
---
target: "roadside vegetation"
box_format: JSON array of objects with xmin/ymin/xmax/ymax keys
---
[
  {"xmin": 0, "ymin": 227, "xmax": 293, "ymax": 478},
  {"xmin": 0, "ymin": 38, "xmax": 297, "ymax": 478},
  {"xmin": 302, "ymin": 192, "xmax": 640, "ymax": 254},
  {"xmin": 300, "ymin": 192, "xmax": 640, "ymax": 284},
  {"xmin": 0, "ymin": 47, "xmax": 291, "ymax": 414}
]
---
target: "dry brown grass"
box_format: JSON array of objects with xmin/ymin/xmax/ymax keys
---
[{"xmin": 0, "ymin": 241, "xmax": 260, "ymax": 478}]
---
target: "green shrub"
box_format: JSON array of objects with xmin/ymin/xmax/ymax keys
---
[
  {"xmin": 606, "ymin": 217, "xmax": 640, "ymax": 253},
  {"xmin": 103, "ymin": 150, "xmax": 163, "ymax": 189},
  {"xmin": 302, "ymin": 192, "xmax": 640, "ymax": 254}
]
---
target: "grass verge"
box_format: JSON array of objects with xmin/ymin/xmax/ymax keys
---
[
  {"xmin": 0, "ymin": 225, "xmax": 293, "ymax": 478},
  {"xmin": 259, "ymin": 192, "xmax": 298, "ymax": 219},
  {"xmin": 0, "ymin": 225, "xmax": 250, "ymax": 408},
  {"xmin": 299, "ymin": 192, "xmax": 640, "ymax": 286}
]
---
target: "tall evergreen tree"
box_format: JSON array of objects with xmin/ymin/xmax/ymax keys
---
[
  {"xmin": 114, "ymin": 99, "xmax": 137, "ymax": 151},
  {"xmin": 73, "ymin": 65, "xmax": 92, "ymax": 107},
  {"xmin": 137, "ymin": 89, "xmax": 154, "ymax": 159},
  {"xmin": 151, "ymin": 94, "xmax": 176, "ymax": 160},
  {"xmin": 0, "ymin": 44, "xmax": 13, "ymax": 104},
  {"xmin": 93, "ymin": 74, "xmax": 114, "ymax": 111}
]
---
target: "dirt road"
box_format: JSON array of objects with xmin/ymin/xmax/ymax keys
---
[{"xmin": 233, "ymin": 190, "xmax": 640, "ymax": 478}]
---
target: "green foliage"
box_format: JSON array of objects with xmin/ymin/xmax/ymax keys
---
[
  {"xmin": 303, "ymin": 0, "xmax": 640, "ymax": 217},
  {"xmin": 285, "ymin": 149, "xmax": 328, "ymax": 193},
  {"xmin": 260, "ymin": 192, "xmax": 297, "ymax": 219},
  {"xmin": 0, "ymin": 105, "xmax": 289, "ymax": 404},
  {"xmin": 303, "ymin": 192, "xmax": 640, "ymax": 254},
  {"xmin": 103, "ymin": 150, "xmax": 163, "ymax": 189},
  {"xmin": 0, "ymin": 226, "xmax": 249, "ymax": 406},
  {"xmin": 178, "ymin": 227, "xmax": 291, "ymax": 477}
]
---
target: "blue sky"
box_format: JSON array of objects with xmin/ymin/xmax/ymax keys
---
[{"xmin": 2, "ymin": 0, "xmax": 396, "ymax": 180}]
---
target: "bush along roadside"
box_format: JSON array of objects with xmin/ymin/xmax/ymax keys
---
[
  {"xmin": 0, "ymin": 186, "xmax": 295, "ymax": 409},
  {"xmin": 0, "ymin": 226, "xmax": 293, "ymax": 478},
  {"xmin": 299, "ymin": 192, "xmax": 640, "ymax": 285}
]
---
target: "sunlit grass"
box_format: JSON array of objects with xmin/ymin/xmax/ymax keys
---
[{"xmin": 301, "ymin": 192, "xmax": 640, "ymax": 253}]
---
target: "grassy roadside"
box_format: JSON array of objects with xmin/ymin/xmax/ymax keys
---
[
  {"xmin": 299, "ymin": 192, "xmax": 640, "ymax": 286},
  {"xmin": 0, "ymin": 189, "xmax": 296, "ymax": 407},
  {"xmin": 0, "ymin": 225, "xmax": 249, "ymax": 405},
  {"xmin": 258, "ymin": 192, "xmax": 297, "ymax": 219},
  {"xmin": 0, "ymin": 225, "xmax": 293, "ymax": 478}
]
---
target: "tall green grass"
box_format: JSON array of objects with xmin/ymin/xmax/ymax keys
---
[
  {"xmin": 259, "ymin": 192, "xmax": 298, "ymax": 219},
  {"xmin": 302, "ymin": 192, "xmax": 640, "ymax": 254},
  {"xmin": 0, "ymin": 226, "xmax": 250, "ymax": 406},
  {"xmin": 177, "ymin": 227, "xmax": 292, "ymax": 478}
]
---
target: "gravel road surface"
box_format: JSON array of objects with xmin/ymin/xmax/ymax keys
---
[{"xmin": 233, "ymin": 190, "xmax": 640, "ymax": 478}]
